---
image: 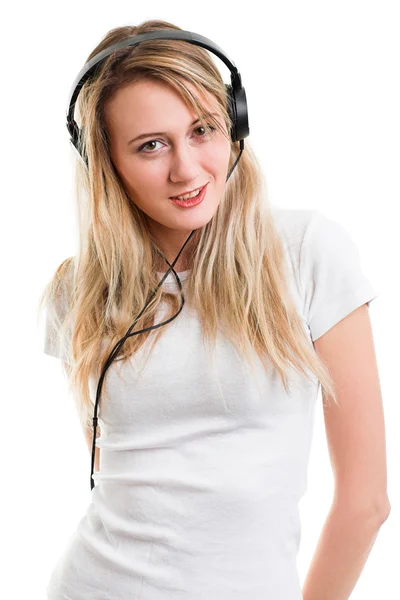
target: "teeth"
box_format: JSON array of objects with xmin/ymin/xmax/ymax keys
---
[{"xmin": 175, "ymin": 187, "xmax": 202, "ymax": 201}]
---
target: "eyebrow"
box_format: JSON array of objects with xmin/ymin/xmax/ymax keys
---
[{"xmin": 127, "ymin": 112, "xmax": 220, "ymax": 145}]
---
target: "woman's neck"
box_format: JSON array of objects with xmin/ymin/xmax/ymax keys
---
[{"xmin": 155, "ymin": 257, "xmax": 191, "ymax": 273}]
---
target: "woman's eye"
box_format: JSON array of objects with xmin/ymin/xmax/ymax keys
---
[
  {"xmin": 139, "ymin": 140, "xmax": 162, "ymax": 153},
  {"xmin": 193, "ymin": 124, "xmax": 216, "ymax": 137},
  {"xmin": 138, "ymin": 124, "xmax": 216, "ymax": 154}
]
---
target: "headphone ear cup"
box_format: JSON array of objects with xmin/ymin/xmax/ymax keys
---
[
  {"xmin": 71, "ymin": 124, "xmax": 88, "ymax": 169},
  {"xmin": 224, "ymin": 83, "xmax": 237, "ymax": 142},
  {"xmin": 224, "ymin": 83, "xmax": 249, "ymax": 143},
  {"xmin": 232, "ymin": 85, "xmax": 249, "ymax": 141}
]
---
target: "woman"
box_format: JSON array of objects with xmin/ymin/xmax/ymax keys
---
[{"xmin": 39, "ymin": 18, "xmax": 390, "ymax": 600}]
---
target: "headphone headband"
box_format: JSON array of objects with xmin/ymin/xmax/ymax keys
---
[{"xmin": 66, "ymin": 29, "xmax": 250, "ymax": 166}]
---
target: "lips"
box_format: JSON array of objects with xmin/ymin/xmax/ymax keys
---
[{"xmin": 169, "ymin": 184, "xmax": 207, "ymax": 199}]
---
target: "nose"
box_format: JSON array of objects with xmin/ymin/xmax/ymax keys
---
[{"xmin": 169, "ymin": 139, "xmax": 201, "ymax": 184}]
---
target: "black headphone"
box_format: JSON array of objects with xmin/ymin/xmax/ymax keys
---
[{"xmin": 66, "ymin": 29, "xmax": 250, "ymax": 491}]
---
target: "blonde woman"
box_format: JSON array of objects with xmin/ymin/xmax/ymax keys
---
[{"xmin": 39, "ymin": 19, "xmax": 390, "ymax": 600}]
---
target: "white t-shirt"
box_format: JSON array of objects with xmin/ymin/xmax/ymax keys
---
[{"xmin": 43, "ymin": 208, "xmax": 377, "ymax": 599}]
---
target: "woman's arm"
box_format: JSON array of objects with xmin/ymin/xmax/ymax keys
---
[
  {"xmin": 302, "ymin": 502, "xmax": 388, "ymax": 600},
  {"xmin": 302, "ymin": 303, "xmax": 390, "ymax": 600}
]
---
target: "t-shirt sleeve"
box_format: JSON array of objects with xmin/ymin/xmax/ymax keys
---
[
  {"xmin": 299, "ymin": 210, "xmax": 378, "ymax": 342},
  {"xmin": 43, "ymin": 276, "xmax": 72, "ymax": 364}
]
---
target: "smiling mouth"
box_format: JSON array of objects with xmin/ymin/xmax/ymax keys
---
[{"xmin": 169, "ymin": 184, "xmax": 207, "ymax": 200}]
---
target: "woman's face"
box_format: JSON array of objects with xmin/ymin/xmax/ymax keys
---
[{"xmin": 104, "ymin": 79, "xmax": 232, "ymax": 265}]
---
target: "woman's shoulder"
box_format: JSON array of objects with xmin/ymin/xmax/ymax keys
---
[{"xmin": 271, "ymin": 206, "xmax": 320, "ymax": 248}]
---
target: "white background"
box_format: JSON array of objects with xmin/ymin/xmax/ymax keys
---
[{"xmin": 1, "ymin": 0, "xmax": 398, "ymax": 597}]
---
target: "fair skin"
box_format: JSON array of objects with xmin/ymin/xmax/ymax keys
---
[
  {"xmin": 103, "ymin": 79, "xmax": 231, "ymax": 272},
  {"xmin": 303, "ymin": 303, "xmax": 390, "ymax": 599}
]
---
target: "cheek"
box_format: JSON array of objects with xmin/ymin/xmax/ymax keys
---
[
  {"xmin": 206, "ymin": 136, "xmax": 230, "ymax": 164},
  {"xmin": 215, "ymin": 143, "xmax": 232, "ymax": 176},
  {"xmin": 121, "ymin": 164, "xmax": 157, "ymax": 194}
]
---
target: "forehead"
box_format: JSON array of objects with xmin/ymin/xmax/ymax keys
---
[{"xmin": 104, "ymin": 79, "xmax": 218, "ymax": 133}]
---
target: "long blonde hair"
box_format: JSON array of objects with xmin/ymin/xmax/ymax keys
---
[{"xmin": 37, "ymin": 19, "xmax": 338, "ymax": 434}]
